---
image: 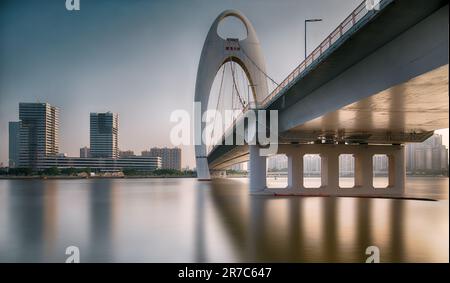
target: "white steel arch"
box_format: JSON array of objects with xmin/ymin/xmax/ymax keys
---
[{"xmin": 194, "ymin": 10, "xmax": 269, "ymax": 180}]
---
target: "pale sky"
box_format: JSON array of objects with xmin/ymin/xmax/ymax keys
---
[{"xmin": 0, "ymin": 0, "xmax": 448, "ymax": 168}]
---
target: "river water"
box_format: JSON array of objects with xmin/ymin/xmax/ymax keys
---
[{"xmin": 0, "ymin": 177, "xmax": 448, "ymax": 262}]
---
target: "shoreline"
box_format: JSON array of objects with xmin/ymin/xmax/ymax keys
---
[
  {"xmin": 0, "ymin": 175, "xmax": 447, "ymax": 180},
  {"xmin": 0, "ymin": 175, "xmax": 197, "ymax": 180}
]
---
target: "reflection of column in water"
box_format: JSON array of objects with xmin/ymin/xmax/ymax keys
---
[
  {"xmin": 356, "ymin": 198, "xmax": 372, "ymax": 262},
  {"xmin": 287, "ymin": 198, "xmax": 304, "ymax": 262},
  {"xmin": 389, "ymin": 200, "xmax": 405, "ymax": 262},
  {"xmin": 248, "ymin": 196, "xmax": 267, "ymax": 261},
  {"xmin": 89, "ymin": 179, "xmax": 113, "ymax": 262},
  {"xmin": 322, "ymin": 198, "xmax": 339, "ymax": 262},
  {"xmin": 209, "ymin": 179, "xmax": 253, "ymax": 261},
  {"xmin": 194, "ymin": 183, "xmax": 207, "ymax": 262}
]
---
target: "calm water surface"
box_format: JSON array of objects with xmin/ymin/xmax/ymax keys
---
[{"xmin": 0, "ymin": 177, "xmax": 448, "ymax": 262}]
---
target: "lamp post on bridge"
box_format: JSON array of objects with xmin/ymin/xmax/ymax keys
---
[{"xmin": 304, "ymin": 19, "xmax": 323, "ymax": 60}]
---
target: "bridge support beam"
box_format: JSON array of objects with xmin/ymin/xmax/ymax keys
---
[
  {"xmin": 354, "ymin": 152, "xmax": 373, "ymax": 189},
  {"xmin": 287, "ymin": 154, "xmax": 303, "ymax": 190},
  {"xmin": 249, "ymin": 145, "xmax": 267, "ymax": 193},
  {"xmin": 260, "ymin": 144, "xmax": 406, "ymax": 197}
]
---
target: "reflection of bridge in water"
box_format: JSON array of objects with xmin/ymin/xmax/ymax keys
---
[
  {"xmin": 194, "ymin": 0, "xmax": 449, "ymax": 197},
  {"xmin": 201, "ymin": 178, "xmax": 410, "ymax": 262},
  {"xmin": 0, "ymin": 178, "xmax": 447, "ymax": 262}
]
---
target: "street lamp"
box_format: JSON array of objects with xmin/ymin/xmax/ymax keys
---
[{"xmin": 304, "ymin": 19, "xmax": 323, "ymax": 60}]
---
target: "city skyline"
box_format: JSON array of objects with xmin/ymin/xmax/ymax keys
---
[
  {"xmin": 7, "ymin": 101, "xmax": 179, "ymax": 171},
  {"xmin": 7, "ymin": 102, "xmax": 163, "ymax": 172}
]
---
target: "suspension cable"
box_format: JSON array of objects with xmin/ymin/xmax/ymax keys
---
[
  {"xmin": 237, "ymin": 42, "xmax": 280, "ymax": 87},
  {"xmin": 209, "ymin": 64, "xmax": 226, "ymax": 149},
  {"xmin": 239, "ymin": 64, "xmax": 249, "ymax": 108},
  {"xmin": 230, "ymin": 58, "xmax": 247, "ymax": 109},
  {"xmin": 229, "ymin": 60, "xmax": 236, "ymax": 110}
]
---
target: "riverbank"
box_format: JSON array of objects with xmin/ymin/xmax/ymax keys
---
[{"xmin": 0, "ymin": 175, "xmax": 196, "ymax": 180}]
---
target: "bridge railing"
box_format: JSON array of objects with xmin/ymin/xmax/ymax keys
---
[{"xmin": 259, "ymin": 0, "xmax": 380, "ymax": 108}]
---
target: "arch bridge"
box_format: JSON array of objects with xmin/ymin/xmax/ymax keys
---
[{"xmin": 194, "ymin": 0, "xmax": 449, "ymax": 196}]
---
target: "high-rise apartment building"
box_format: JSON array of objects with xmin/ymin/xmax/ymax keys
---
[
  {"xmin": 119, "ymin": 150, "xmax": 135, "ymax": 158},
  {"xmin": 90, "ymin": 112, "xmax": 119, "ymax": 158},
  {"xmin": 230, "ymin": 163, "xmax": 244, "ymax": 171},
  {"xmin": 80, "ymin": 146, "xmax": 90, "ymax": 158},
  {"xmin": 18, "ymin": 103, "xmax": 59, "ymax": 169},
  {"xmin": 144, "ymin": 147, "xmax": 181, "ymax": 170},
  {"xmin": 406, "ymin": 134, "xmax": 448, "ymax": 174},
  {"xmin": 267, "ymin": 155, "xmax": 288, "ymax": 171},
  {"xmin": 339, "ymin": 154, "xmax": 355, "ymax": 176},
  {"xmin": 303, "ymin": 154, "xmax": 321, "ymax": 176},
  {"xmin": 8, "ymin": 121, "xmax": 21, "ymax": 168}
]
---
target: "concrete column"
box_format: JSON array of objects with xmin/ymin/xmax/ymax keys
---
[
  {"xmin": 388, "ymin": 154, "xmax": 396, "ymax": 188},
  {"xmin": 288, "ymin": 154, "xmax": 303, "ymax": 191},
  {"xmin": 321, "ymin": 154, "xmax": 328, "ymax": 187},
  {"xmin": 196, "ymin": 147, "xmax": 211, "ymax": 181},
  {"xmin": 264, "ymin": 143, "xmax": 405, "ymax": 196},
  {"xmin": 321, "ymin": 152, "xmax": 339, "ymax": 191},
  {"xmin": 389, "ymin": 146, "xmax": 405, "ymax": 194},
  {"xmin": 354, "ymin": 151, "xmax": 373, "ymax": 190},
  {"xmin": 249, "ymin": 145, "xmax": 267, "ymax": 193}
]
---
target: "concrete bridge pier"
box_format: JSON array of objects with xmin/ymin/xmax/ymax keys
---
[
  {"xmin": 287, "ymin": 153, "xmax": 303, "ymax": 191},
  {"xmin": 249, "ymin": 145, "xmax": 267, "ymax": 193},
  {"xmin": 261, "ymin": 144, "xmax": 406, "ymax": 197}
]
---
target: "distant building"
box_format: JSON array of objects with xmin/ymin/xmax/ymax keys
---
[
  {"xmin": 406, "ymin": 134, "xmax": 448, "ymax": 175},
  {"xmin": 80, "ymin": 146, "xmax": 90, "ymax": 158},
  {"xmin": 18, "ymin": 103, "xmax": 59, "ymax": 169},
  {"xmin": 90, "ymin": 112, "xmax": 118, "ymax": 158},
  {"xmin": 372, "ymin": 154, "xmax": 388, "ymax": 175},
  {"xmin": 303, "ymin": 154, "xmax": 321, "ymax": 176},
  {"xmin": 144, "ymin": 147, "xmax": 181, "ymax": 170},
  {"xmin": 339, "ymin": 154, "xmax": 355, "ymax": 176},
  {"xmin": 230, "ymin": 163, "xmax": 244, "ymax": 171},
  {"xmin": 119, "ymin": 150, "xmax": 135, "ymax": 158},
  {"xmin": 267, "ymin": 155, "xmax": 288, "ymax": 171},
  {"xmin": 36, "ymin": 156, "xmax": 161, "ymax": 172},
  {"xmin": 8, "ymin": 121, "xmax": 21, "ymax": 168}
]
